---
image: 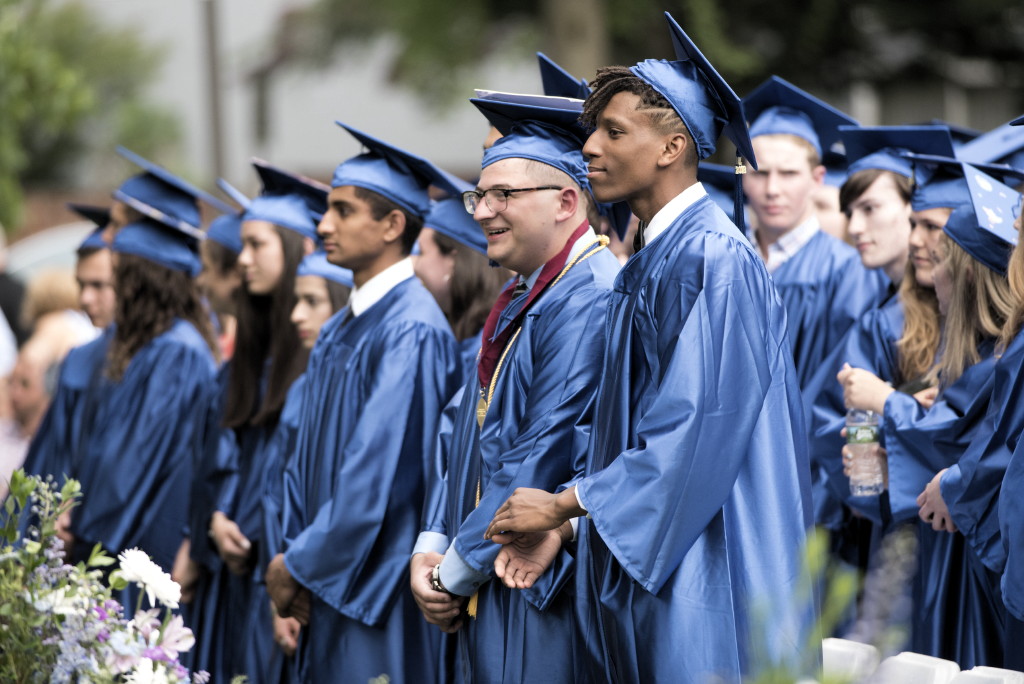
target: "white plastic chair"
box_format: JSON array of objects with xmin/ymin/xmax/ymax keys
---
[
  {"xmin": 869, "ymin": 652, "xmax": 961, "ymax": 684},
  {"xmin": 823, "ymin": 637, "xmax": 881, "ymax": 681},
  {"xmin": 950, "ymin": 667, "xmax": 1024, "ymax": 684}
]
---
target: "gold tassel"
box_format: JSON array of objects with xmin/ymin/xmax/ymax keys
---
[{"xmin": 467, "ymin": 591, "xmax": 478, "ymax": 618}]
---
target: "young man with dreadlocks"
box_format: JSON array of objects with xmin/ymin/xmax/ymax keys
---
[{"xmin": 484, "ymin": 15, "xmax": 815, "ymax": 683}]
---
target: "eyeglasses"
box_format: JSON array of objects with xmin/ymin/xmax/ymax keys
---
[{"xmin": 462, "ymin": 186, "xmax": 563, "ymax": 214}]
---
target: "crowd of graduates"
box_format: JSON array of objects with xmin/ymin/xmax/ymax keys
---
[{"xmin": 4, "ymin": 10, "xmax": 1024, "ymax": 683}]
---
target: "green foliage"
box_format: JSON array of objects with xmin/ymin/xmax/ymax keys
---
[
  {"xmin": 0, "ymin": 0, "xmax": 179, "ymax": 234},
  {"xmin": 273, "ymin": 0, "xmax": 1023, "ymax": 112}
]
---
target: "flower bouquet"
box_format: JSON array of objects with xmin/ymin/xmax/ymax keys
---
[{"xmin": 0, "ymin": 469, "xmax": 208, "ymax": 683}]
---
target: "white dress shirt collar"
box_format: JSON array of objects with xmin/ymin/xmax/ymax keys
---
[{"xmin": 348, "ymin": 257, "xmax": 416, "ymax": 317}]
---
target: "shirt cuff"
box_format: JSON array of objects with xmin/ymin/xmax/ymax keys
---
[
  {"xmin": 569, "ymin": 517, "xmax": 579, "ymax": 542},
  {"xmin": 438, "ymin": 540, "xmax": 490, "ymax": 597},
  {"xmin": 574, "ymin": 483, "xmax": 588, "ymax": 513},
  {"xmin": 411, "ymin": 531, "xmax": 449, "ymax": 558}
]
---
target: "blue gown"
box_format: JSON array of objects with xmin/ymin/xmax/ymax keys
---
[
  {"xmin": 281, "ymin": 276, "xmax": 459, "ymax": 683},
  {"xmin": 1000, "ymin": 415, "xmax": 1024, "ymax": 623},
  {"xmin": 804, "ymin": 292, "xmax": 904, "ymax": 528},
  {"xmin": 880, "ymin": 341, "xmax": 1003, "ymax": 667},
  {"xmin": 770, "ymin": 230, "xmax": 890, "ymax": 391},
  {"xmin": 25, "ymin": 320, "xmax": 218, "ymax": 608},
  {"xmin": 574, "ymin": 195, "xmax": 815, "ymax": 683},
  {"xmin": 942, "ymin": 331, "xmax": 1024, "ymax": 574},
  {"xmin": 426, "ymin": 241, "xmax": 619, "ymax": 683}
]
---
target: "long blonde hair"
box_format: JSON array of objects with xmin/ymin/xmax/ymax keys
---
[
  {"xmin": 896, "ymin": 259, "xmax": 941, "ymax": 385},
  {"xmin": 1000, "ymin": 216, "xmax": 1024, "ymax": 349},
  {"xmin": 937, "ymin": 237, "xmax": 1014, "ymax": 385}
]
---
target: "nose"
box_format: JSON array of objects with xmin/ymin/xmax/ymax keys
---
[
  {"xmin": 238, "ymin": 245, "xmax": 253, "ymax": 267},
  {"xmin": 847, "ymin": 211, "xmax": 864, "ymax": 238},
  {"xmin": 290, "ymin": 302, "xmax": 304, "ymax": 324},
  {"xmin": 908, "ymin": 223, "xmax": 924, "ymax": 248},
  {"xmin": 763, "ymin": 171, "xmax": 780, "ymax": 197},
  {"xmin": 317, "ymin": 213, "xmax": 333, "ymax": 239},
  {"xmin": 473, "ymin": 198, "xmax": 496, "ymax": 222},
  {"xmin": 582, "ymin": 133, "xmax": 600, "ymax": 161}
]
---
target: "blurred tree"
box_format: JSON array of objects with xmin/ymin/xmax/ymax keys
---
[
  {"xmin": 0, "ymin": 0, "xmax": 179, "ymax": 233},
  {"xmin": 262, "ymin": 0, "xmax": 1022, "ymax": 108}
]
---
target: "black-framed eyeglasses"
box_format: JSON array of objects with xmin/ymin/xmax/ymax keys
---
[{"xmin": 462, "ymin": 186, "xmax": 563, "ymax": 214}]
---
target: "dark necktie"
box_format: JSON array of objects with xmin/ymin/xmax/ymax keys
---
[{"xmin": 632, "ymin": 221, "xmax": 648, "ymax": 253}]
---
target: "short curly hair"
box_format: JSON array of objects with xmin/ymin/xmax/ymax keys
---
[{"xmin": 580, "ymin": 66, "xmax": 697, "ymax": 167}]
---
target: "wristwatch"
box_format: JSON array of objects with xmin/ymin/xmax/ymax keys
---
[{"xmin": 430, "ymin": 563, "xmax": 453, "ymax": 595}]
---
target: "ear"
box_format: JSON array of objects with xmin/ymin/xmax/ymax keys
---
[
  {"xmin": 380, "ymin": 209, "xmax": 407, "ymax": 245},
  {"xmin": 302, "ymin": 236, "xmax": 316, "ymax": 256},
  {"xmin": 555, "ymin": 186, "xmax": 580, "ymax": 223},
  {"xmin": 811, "ymin": 164, "xmax": 827, "ymax": 186},
  {"xmin": 657, "ymin": 132, "xmax": 688, "ymax": 168}
]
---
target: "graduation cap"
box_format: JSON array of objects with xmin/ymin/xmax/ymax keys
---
[
  {"xmin": 252, "ymin": 159, "xmax": 330, "ymax": 220},
  {"xmin": 296, "ymin": 251, "xmax": 354, "ymax": 287},
  {"xmin": 206, "ymin": 213, "xmax": 243, "ymax": 254},
  {"xmin": 67, "ymin": 202, "xmax": 111, "ymax": 229},
  {"xmin": 942, "ymin": 163, "xmax": 1021, "ymax": 275},
  {"xmin": 331, "ymin": 123, "xmax": 461, "ymax": 220},
  {"xmin": 839, "ymin": 125, "xmax": 957, "ymax": 179},
  {"xmin": 114, "ymin": 147, "xmax": 233, "ymax": 238},
  {"xmin": 924, "ymin": 119, "xmax": 980, "ymax": 150},
  {"xmin": 626, "ymin": 13, "xmax": 756, "ymax": 168},
  {"xmin": 537, "ymin": 52, "xmax": 590, "ymax": 100},
  {"xmin": 958, "ymin": 118, "xmax": 1024, "ymax": 170},
  {"xmin": 905, "ymin": 152, "xmax": 1024, "ymax": 213},
  {"xmin": 110, "ymin": 217, "xmax": 202, "ymax": 277},
  {"xmin": 216, "ymin": 178, "xmax": 251, "ymax": 211},
  {"xmin": 243, "ymin": 195, "xmax": 319, "ymax": 242},
  {"xmin": 472, "ymin": 92, "xmax": 633, "ymax": 240},
  {"xmin": 822, "ymin": 151, "xmax": 849, "ymax": 188},
  {"xmin": 744, "ymin": 76, "xmax": 857, "ymax": 160},
  {"xmin": 77, "ymin": 228, "xmax": 109, "ymax": 254},
  {"xmin": 425, "ymin": 176, "xmax": 487, "ymax": 255}
]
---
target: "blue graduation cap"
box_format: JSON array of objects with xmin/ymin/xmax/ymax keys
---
[
  {"xmin": 942, "ymin": 163, "xmax": 1021, "ymax": 275},
  {"xmin": 216, "ymin": 178, "xmax": 251, "ymax": 211},
  {"xmin": 243, "ymin": 195, "xmax": 319, "ymax": 242},
  {"xmin": 537, "ymin": 52, "xmax": 590, "ymax": 100},
  {"xmin": 925, "ymin": 119, "xmax": 980, "ymax": 150},
  {"xmin": 472, "ymin": 93, "xmax": 633, "ymax": 240},
  {"xmin": 425, "ymin": 176, "xmax": 487, "ymax": 255},
  {"xmin": 110, "ymin": 217, "xmax": 202, "ymax": 277},
  {"xmin": 331, "ymin": 123, "xmax": 461, "ymax": 220},
  {"xmin": 744, "ymin": 76, "xmax": 857, "ymax": 160},
  {"xmin": 114, "ymin": 147, "xmax": 233, "ymax": 237},
  {"xmin": 67, "ymin": 202, "xmax": 111, "ymax": 229},
  {"xmin": 77, "ymin": 228, "xmax": 109, "ymax": 253},
  {"xmin": 252, "ymin": 158, "xmax": 330, "ymax": 220},
  {"xmin": 206, "ymin": 213, "xmax": 243, "ymax": 254},
  {"xmin": 839, "ymin": 125, "xmax": 957, "ymax": 179},
  {"xmin": 958, "ymin": 119, "xmax": 1024, "ymax": 170},
  {"xmin": 628, "ymin": 13, "xmax": 756, "ymax": 168},
  {"xmin": 296, "ymin": 251, "xmax": 354, "ymax": 287}
]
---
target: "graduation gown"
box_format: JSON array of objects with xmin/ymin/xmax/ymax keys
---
[
  {"xmin": 281, "ymin": 276, "xmax": 459, "ymax": 683},
  {"xmin": 770, "ymin": 230, "xmax": 889, "ymax": 391},
  {"xmin": 427, "ymin": 242, "xmax": 619, "ymax": 683},
  {"xmin": 25, "ymin": 320, "xmax": 217, "ymax": 604},
  {"xmin": 942, "ymin": 331, "xmax": 1024, "ymax": 574},
  {"xmin": 1001, "ymin": 422, "xmax": 1024, "ymax": 623},
  {"xmin": 881, "ymin": 342, "xmax": 1003, "ymax": 667},
  {"xmin": 574, "ymin": 195, "xmax": 815, "ymax": 684},
  {"xmin": 804, "ymin": 293, "xmax": 904, "ymax": 528}
]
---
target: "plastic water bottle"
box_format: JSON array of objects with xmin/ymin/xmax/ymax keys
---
[{"xmin": 846, "ymin": 408, "xmax": 885, "ymax": 496}]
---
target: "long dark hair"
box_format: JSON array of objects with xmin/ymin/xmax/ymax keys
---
[
  {"xmin": 432, "ymin": 232, "xmax": 508, "ymax": 341},
  {"xmin": 106, "ymin": 254, "xmax": 219, "ymax": 380},
  {"xmin": 222, "ymin": 225, "xmax": 308, "ymax": 429}
]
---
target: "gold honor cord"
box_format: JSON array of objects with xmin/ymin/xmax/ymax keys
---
[{"xmin": 467, "ymin": 236, "xmax": 609, "ymax": 618}]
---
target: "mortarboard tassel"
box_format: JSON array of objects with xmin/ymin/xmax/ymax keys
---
[{"xmin": 734, "ymin": 150, "xmax": 747, "ymax": 233}]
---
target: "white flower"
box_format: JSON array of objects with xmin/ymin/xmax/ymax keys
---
[
  {"xmin": 124, "ymin": 659, "xmax": 172, "ymax": 684},
  {"xmin": 30, "ymin": 586, "xmax": 88, "ymax": 616},
  {"xmin": 118, "ymin": 548, "xmax": 182, "ymax": 608}
]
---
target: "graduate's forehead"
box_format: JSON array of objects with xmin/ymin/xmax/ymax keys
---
[
  {"xmin": 477, "ymin": 158, "xmax": 534, "ymax": 188},
  {"xmin": 595, "ymin": 92, "xmax": 647, "ymax": 128}
]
